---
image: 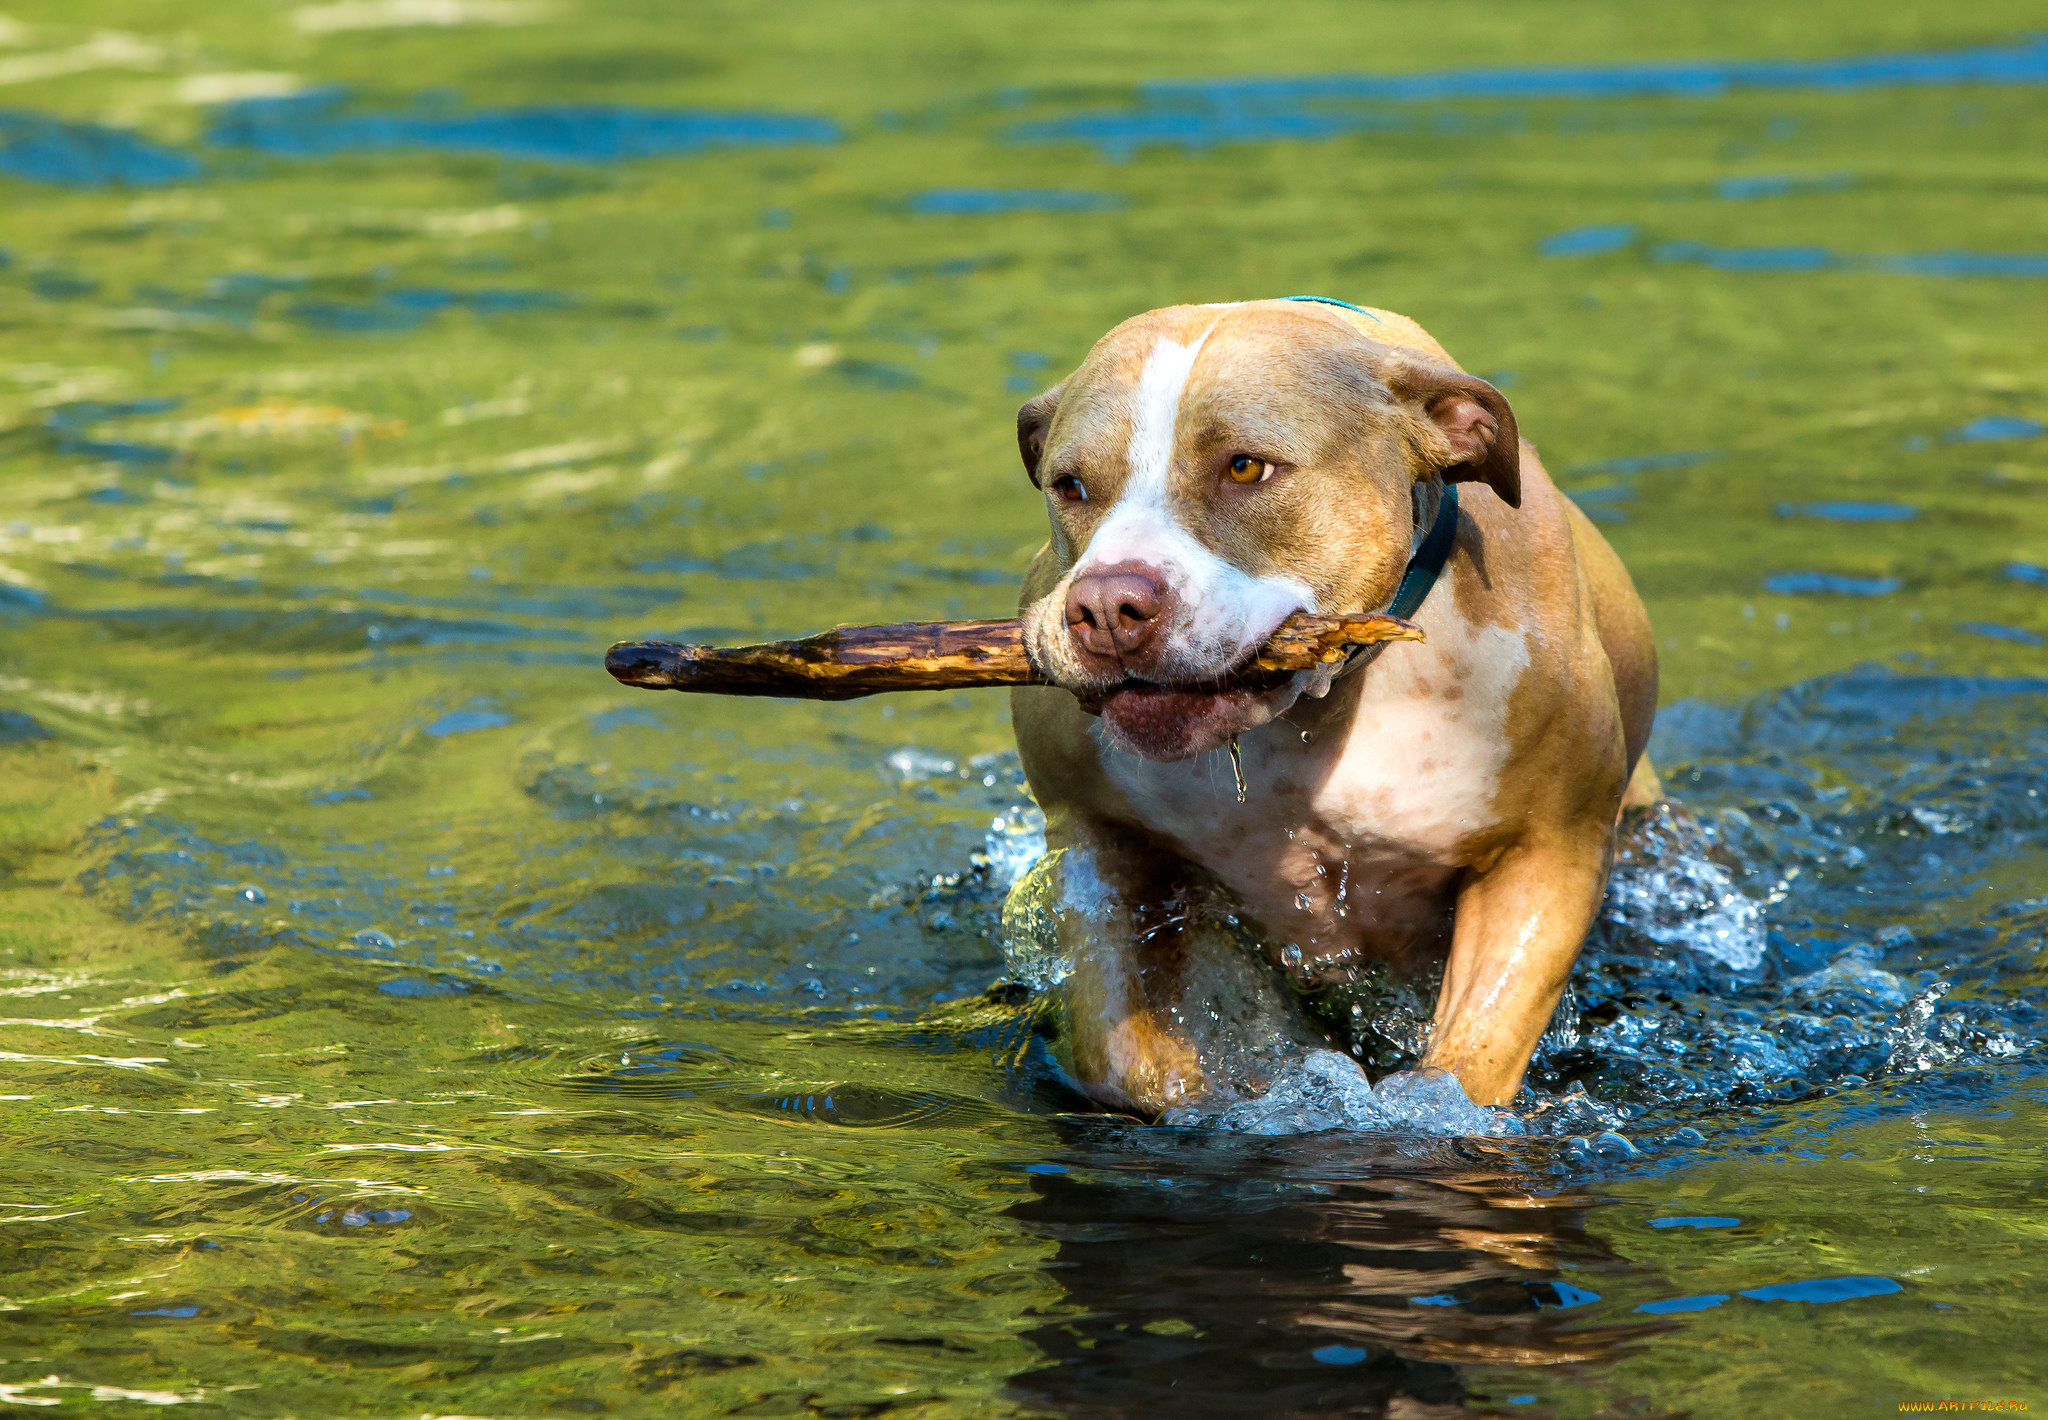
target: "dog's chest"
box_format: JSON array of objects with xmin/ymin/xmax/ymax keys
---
[{"xmin": 1100, "ymin": 608, "xmax": 1529, "ymax": 921}]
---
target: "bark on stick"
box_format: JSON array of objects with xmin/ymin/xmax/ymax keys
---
[{"xmin": 605, "ymin": 612, "xmax": 1422, "ymax": 702}]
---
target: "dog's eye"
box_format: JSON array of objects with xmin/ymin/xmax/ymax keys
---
[
  {"xmin": 1227, "ymin": 455, "xmax": 1275, "ymax": 484},
  {"xmin": 1049, "ymin": 474, "xmax": 1088, "ymax": 503}
]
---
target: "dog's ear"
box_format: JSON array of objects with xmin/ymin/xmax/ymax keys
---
[
  {"xmin": 1384, "ymin": 357, "xmax": 1521, "ymax": 509},
  {"xmin": 1016, "ymin": 381, "xmax": 1065, "ymax": 488}
]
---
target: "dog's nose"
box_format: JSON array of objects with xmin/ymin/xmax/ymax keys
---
[{"xmin": 1065, "ymin": 564, "xmax": 1169, "ymax": 662}]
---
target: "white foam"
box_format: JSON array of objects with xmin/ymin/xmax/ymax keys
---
[
  {"xmin": 1170, "ymin": 1050, "xmax": 1517, "ymax": 1137},
  {"xmin": 980, "ymin": 804, "xmax": 1047, "ymax": 890},
  {"xmin": 1604, "ymin": 814, "xmax": 1767, "ymax": 970}
]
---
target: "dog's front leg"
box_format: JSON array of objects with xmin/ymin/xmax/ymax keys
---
[
  {"xmin": 1021, "ymin": 820, "xmax": 1331, "ymax": 1117},
  {"xmin": 1421, "ymin": 836, "xmax": 1613, "ymax": 1106}
]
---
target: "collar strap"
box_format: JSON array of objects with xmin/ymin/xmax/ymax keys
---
[
  {"xmin": 1283, "ymin": 293, "xmax": 1384, "ymax": 324},
  {"xmin": 1387, "ymin": 483, "xmax": 1459, "ymax": 619},
  {"xmin": 1335, "ymin": 483, "xmax": 1458, "ymax": 679}
]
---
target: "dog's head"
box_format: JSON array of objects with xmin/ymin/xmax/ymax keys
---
[{"xmin": 1016, "ymin": 299, "xmax": 1519, "ymax": 762}]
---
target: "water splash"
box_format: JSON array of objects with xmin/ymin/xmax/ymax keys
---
[
  {"xmin": 1601, "ymin": 803, "xmax": 1767, "ymax": 970},
  {"xmin": 976, "ymin": 803, "xmax": 1046, "ymax": 890},
  {"xmin": 1167, "ymin": 1051, "xmax": 1517, "ymax": 1137},
  {"xmin": 997, "ymin": 848, "xmax": 1071, "ymax": 990}
]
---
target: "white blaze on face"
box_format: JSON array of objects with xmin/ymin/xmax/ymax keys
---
[{"xmin": 1072, "ymin": 328, "xmax": 1316, "ymax": 672}]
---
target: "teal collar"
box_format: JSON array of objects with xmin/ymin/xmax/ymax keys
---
[
  {"xmin": 1387, "ymin": 483, "xmax": 1459, "ymax": 619},
  {"xmin": 1283, "ymin": 293, "xmax": 1384, "ymax": 324},
  {"xmin": 1336, "ymin": 484, "xmax": 1458, "ymax": 679}
]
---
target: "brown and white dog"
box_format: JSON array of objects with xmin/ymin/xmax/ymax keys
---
[{"xmin": 1008, "ymin": 298, "xmax": 1661, "ymax": 1115}]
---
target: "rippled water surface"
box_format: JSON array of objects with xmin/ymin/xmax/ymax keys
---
[{"xmin": 4, "ymin": 3, "xmax": 2048, "ymax": 1415}]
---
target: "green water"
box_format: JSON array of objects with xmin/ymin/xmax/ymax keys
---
[{"xmin": 4, "ymin": 2, "xmax": 2048, "ymax": 1415}]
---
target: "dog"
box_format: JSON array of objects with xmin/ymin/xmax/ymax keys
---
[{"xmin": 1007, "ymin": 297, "xmax": 1660, "ymax": 1115}]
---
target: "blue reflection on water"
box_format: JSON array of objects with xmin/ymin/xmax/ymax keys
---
[
  {"xmin": 1540, "ymin": 223, "xmax": 1637, "ymax": 257},
  {"xmin": 1957, "ymin": 622, "xmax": 2044, "ymax": 647},
  {"xmin": 71, "ymin": 443, "xmax": 173, "ymax": 468},
  {"xmin": 1949, "ymin": 415, "xmax": 2044, "ymax": 442},
  {"xmin": 1878, "ymin": 252, "xmax": 2048, "ymax": 277},
  {"xmin": 1637, "ymin": 1293, "xmax": 1731, "ymax": 1314},
  {"xmin": 0, "ymin": 112, "xmax": 203, "ymax": 187},
  {"xmin": 1741, "ymin": 1276, "xmax": 1901, "ymax": 1304},
  {"xmin": 288, "ymin": 286, "xmax": 576, "ymax": 333},
  {"xmin": 423, "ymin": 709, "xmax": 515, "ymax": 738},
  {"xmin": 1139, "ymin": 38, "xmax": 2048, "ymax": 106},
  {"xmin": 1535, "ymin": 1282, "xmax": 1602, "ymax": 1308},
  {"xmin": 1566, "ymin": 450, "xmax": 1720, "ymax": 476},
  {"xmin": 379, "ymin": 976, "xmax": 468, "ymax": 997},
  {"xmin": 0, "ymin": 711, "xmax": 53, "ymax": 741},
  {"xmin": 1657, "ymin": 242, "xmax": 2048, "ymax": 277},
  {"xmin": 1717, "ymin": 172, "xmax": 1853, "ymax": 200},
  {"xmin": 1763, "ymin": 572, "xmax": 1901, "ymax": 596},
  {"xmin": 1010, "ymin": 38, "xmax": 2048, "ymax": 156},
  {"xmin": 908, "ymin": 188, "xmax": 1121, "ymax": 214},
  {"xmin": 119, "ymin": 272, "xmax": 572, "ymax": 333},
  {"xmin": 1010, "ymin": 105, "xmax": 1405, "ymax": 158},
  {"xmin": 1650, "ymin": 1216, "xmax": 1740, "ymax": 1229},
  {"xmin": 43, "ymin": 399, "xmax": 183, "ymax": 467},
  {"xmin": 1776, "ymin": 502, "xmax": 1917, "ymax": 522},
  {"xmin": 206, "ymin": 88, "xmax": 841, "ymax": 161},
  {"xmin": 1656, "ymin": 241, "xmax": 1838, "ymax": 272}
]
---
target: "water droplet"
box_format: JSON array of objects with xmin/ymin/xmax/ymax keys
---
[
  {"xmin": 352, "ymin": 929, "xmax": 396, "ymax": 951},
  {"xmin": 237, "ymin": 885, "xmax": 266, "ymax": 904},
  {"xmin": 1226, "ymin": 738, "xmax": 1248, "ymax": 803},
  {"xmin": 1300, "ymin": 729, "xmax": 1313, "ymax": 744},
  {"xmin": 1592, "ymin": 1130, "xmax": 1637, "ymax": 1159},
  {"xmin": 1294, "ymin": 891, "xmax": 1313, "ymax": 913}
]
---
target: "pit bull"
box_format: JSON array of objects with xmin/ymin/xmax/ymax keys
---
[{"xmin": 1008, "ymin": 297, "xmax": 1660, "ymax": 1115}]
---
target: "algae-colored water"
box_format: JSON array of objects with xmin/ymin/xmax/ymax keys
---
[{"xmin": 2, "ymin": 3, "xmax": 2046, "ymax": 1415}]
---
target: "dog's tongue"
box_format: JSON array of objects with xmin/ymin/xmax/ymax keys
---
[{"xmin": 1097, "ymin": 683, "xmax": 1267, "ymax": 762}]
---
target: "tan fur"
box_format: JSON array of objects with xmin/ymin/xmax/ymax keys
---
[{"xmin": 1007, "ymin": 301, "xmax": 1660, "ymax": 1112}]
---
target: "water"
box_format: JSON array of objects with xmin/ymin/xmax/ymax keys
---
[{"xmin": 3, "ymin": 3, "xmax": 2048, "ymax": 1414}]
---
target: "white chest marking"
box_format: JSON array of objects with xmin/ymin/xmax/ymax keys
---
[{"xmin": 1314, "ymin": 581, "xmax": 1530, "ymax": 858}]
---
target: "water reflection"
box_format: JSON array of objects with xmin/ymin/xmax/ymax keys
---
[
  {"xmin": 1009, "ymin": 37, "xmax": 2048, "ymax": 158},
  {"xmin": 1008, "ymin": 1135, "xmax": 1658, "ymax": 1417},
  {"xmin": 207, "ymin": 87, "xmax": 843, "ymax": 160}
]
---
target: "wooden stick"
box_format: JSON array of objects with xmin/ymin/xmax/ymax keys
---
[{"xmin": 605, "ymin": 612, "xmax": 1423, "ymax": 701}]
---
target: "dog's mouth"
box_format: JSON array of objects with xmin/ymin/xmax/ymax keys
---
[{"xmin": 1078, "ymin": 663, "xmax": 1302, "ymax": 763}]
